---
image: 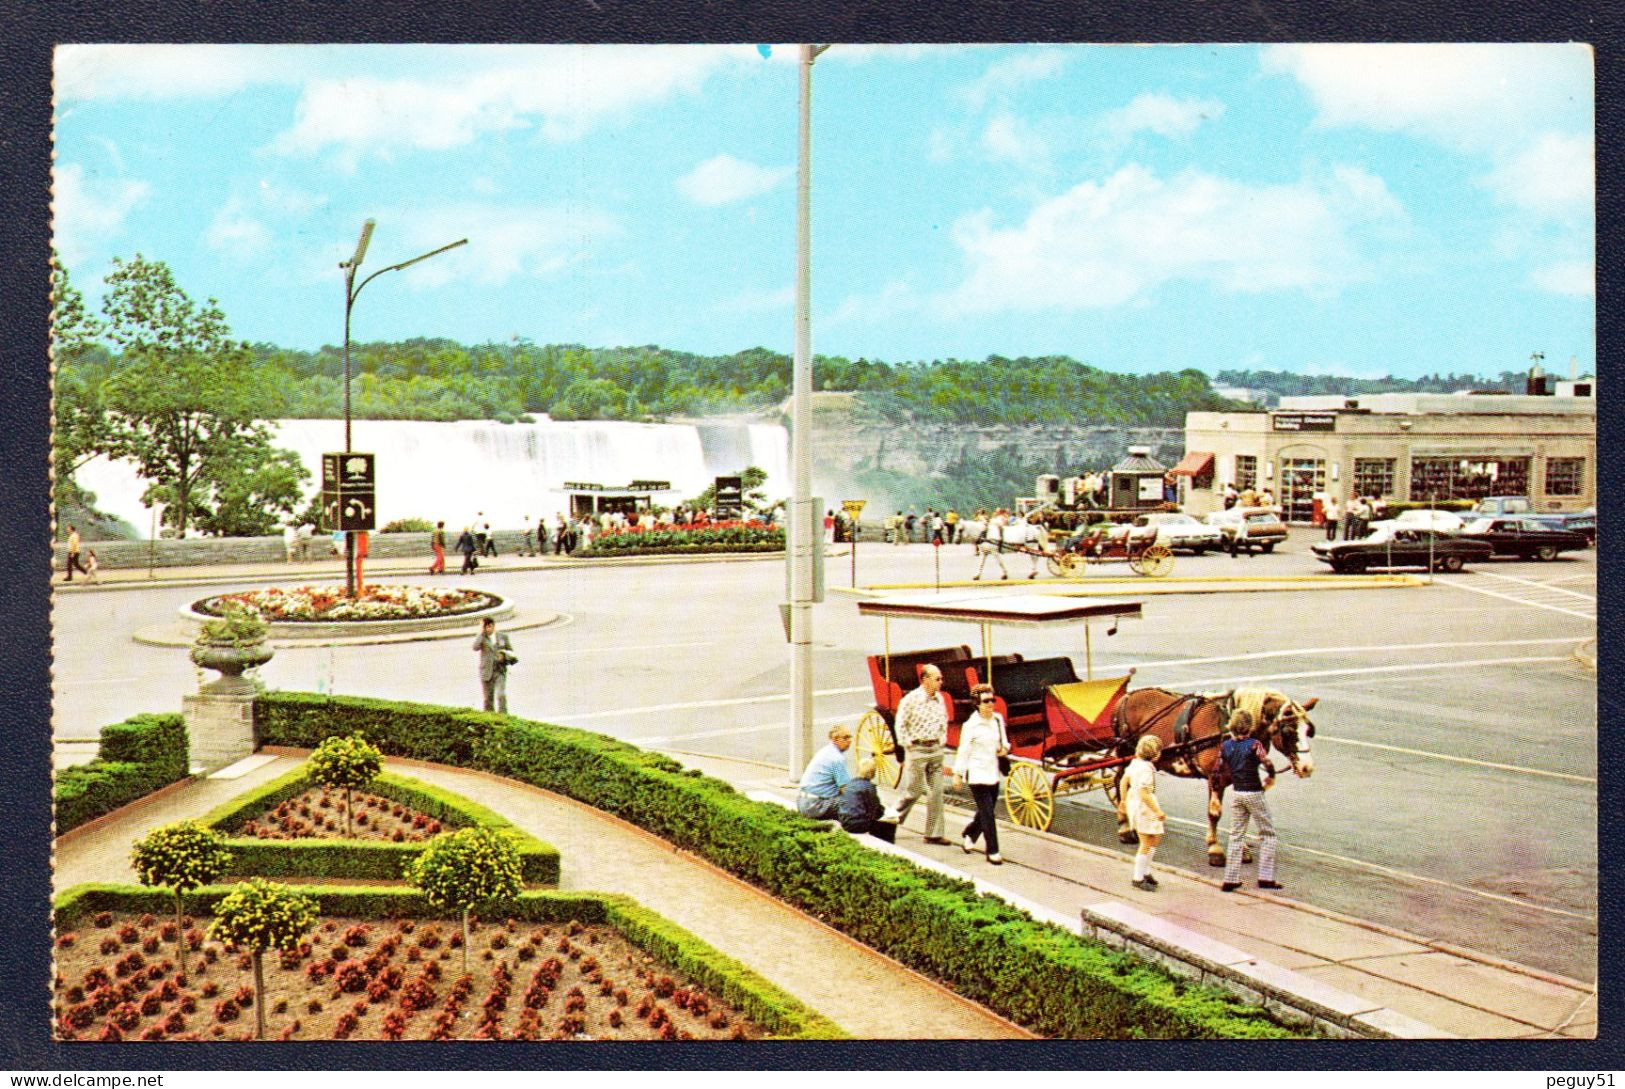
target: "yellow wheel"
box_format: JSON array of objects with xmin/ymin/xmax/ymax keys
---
[
  {"xmin": 855, "ymin": 711, "xmax": 902, "ymax": 789},
  {"xmin": 1140, "ymin": 544, "xmax": 1175, "ymax": 577},
  {"xmin": 1003, "ymin": 762, "xmax": 1055, "ymax": 830},
  {"xmin": 1059, "ymin": 552, "xmax": 1085, "ymax": 577},
  {"xmin": 1046, "ymin": 553, "xmax": 1066, "ymax": 577}
]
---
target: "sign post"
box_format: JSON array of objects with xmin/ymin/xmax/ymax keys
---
[
  {"xmin": 842, "ymin": 499, "xmax": 866, "ymax": 587},
  {"xmin": 322, "ymin": 452, "xmax": 377, "ymax": 597},
  {"xmin": 715, "ymin": 476, "xmax": 744, "ymax": 521}
]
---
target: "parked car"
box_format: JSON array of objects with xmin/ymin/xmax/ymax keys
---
[
  {"xmin": 1203, "ymin": 507, "xmax": 1288, "ymax": 553},
  {"xmin": 1367, "ymin": 508, "xmax": 1466, "ymax": 535},
  {"xmin": 1311, "ymin": 527, "xmax": 1493, "ymax": 573},
  {"xmin": 1460, "ymin": 517, "xmax": 1590, "ymax": 560},
  {"xmin": 1471, "ymin": 496, "xmax": 1595, "ymax": 543},
  {"xmin": 1133, "ymin": 512, "xmax": 1224, "ymax": 553}
]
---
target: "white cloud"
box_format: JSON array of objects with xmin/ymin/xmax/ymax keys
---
[
  {"xmin": 1099, "ymin": 93, "xmax": 1224, "ymax": 142},
  {"xmin": 676, "ymin": 154, "xmax": 792, "ymax": 207},
  {"xmin": 1260, "ymin": 43, "xmax": 1592, "ymax": 155},
  {"xmin": 959, "ymin": 49, "xmax": 1068, "ymax": 109},
  {"xmin": 980, "ymin": 113, "xmax": 1050, "ymax": 169},
  {"xmin": 270, "ymin": 45, "xmax": 743, "ymax": 163},
  {"xmin": 359, "ymin": 202, "xmax": 620, "ymax": 289},
  {"xmin": 1480, "ymin": 132, "xmax": 1593, "ymax": 218},
  {"xmin": 205, "ymin": 197, "xmax": 273, "ymax": 259},
  {"xmin": 939, "ymin": 163, "xmax": 1404, "ymax": 314},
  {"xmin": 52, "ymin": 162, "xmax": 149, "ymax": 268},
  {"xmin": 1530, "ymin": 260, "xmax": 1593, "ymax": 297}
]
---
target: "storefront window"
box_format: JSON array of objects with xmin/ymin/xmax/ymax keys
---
[
  {"xmin": 1545, "ymin": 457, "xmax": 1584, "ymax": 497},
  {"xmin": 1353, "ymin": 458, "xmax": 1396, "ymax": 498},
  {"xmin": 1409, "ymin": 456, "xmax": 1530, "ymax": 501},
  {"xmin": 1234, "ymin": 455, "xmax": 1257, "ymax": 491},
  {"xmin": 1279, "ymin": 457, "xmax": 1325, "ymax": 523}
]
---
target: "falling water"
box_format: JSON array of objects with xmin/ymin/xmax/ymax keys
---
[{"xmin": 73, "ymin": 417, "xmax": 789, "ymax": 537}]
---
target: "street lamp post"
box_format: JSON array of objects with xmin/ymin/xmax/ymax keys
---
[
  {"xmin": 789, "ymin": 44, "xmax": 831, "ymax": 779},
  {"xmin": 339, "ymin": 220, "xmax": 468, "ymax": 597}
]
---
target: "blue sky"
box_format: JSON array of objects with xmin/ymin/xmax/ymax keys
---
[{"xmin": 53, "ymin": 43, "xmax": 1594, "ymax": 379}]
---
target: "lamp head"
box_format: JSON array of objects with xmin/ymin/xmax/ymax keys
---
[{"xmin": 344, "ymin": 219, "xmax": 376, "ymax": 269}]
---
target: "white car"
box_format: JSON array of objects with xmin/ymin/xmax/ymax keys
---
[
  {"xmin": 1367, "ymin": 508, "xmax": 1465, "ymax": 536},
  {"xmin": 1133, "ymin": 512, "xmax": 1224, "ymax": 553}
]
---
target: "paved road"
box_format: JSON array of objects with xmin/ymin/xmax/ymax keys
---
[{"xmin": 52, "ymin": 532, "xmax": 1597, "ymax": 980}]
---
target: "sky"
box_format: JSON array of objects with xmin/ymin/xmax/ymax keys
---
[{"xmin": 52, "ymin": 42, "xmax": 1595, "ymax": 380}]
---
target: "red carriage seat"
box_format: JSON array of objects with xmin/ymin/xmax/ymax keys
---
[
  {"xmin": 865, "ymin": 645, "xmax": 972, "ymax": 719},
  {"xmin": 1044, "ymin": 675, "xmax": 1133, "ymax": 756}
]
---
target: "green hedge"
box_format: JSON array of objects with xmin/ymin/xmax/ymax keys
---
[
  {"xmin": 256, "ymin": 692, "xmax": 1307, "ymax": 1039},
  {"xmin": 197, "ymin": 766, "xmax": 559, "ymax": 885},
  {"xmin": 55, "ymin": 713, "xmax": 190, "ymax": 835},
  {"xmin": 54, "ymin": 883, "xmax": 842, "ymax": 1040}
]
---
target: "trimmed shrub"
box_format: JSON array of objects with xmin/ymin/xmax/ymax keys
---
[
  {"xmin": 254, "ymin": 692, "xmax": 1309, "ymax": 1039},
  {"xmin": 56, "ymin": 714, "xmax": 190, "ymax": 834}
]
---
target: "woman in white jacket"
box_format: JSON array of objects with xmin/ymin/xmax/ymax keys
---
[{"xmin": 951, "ymin": 683, "xmax": 1011, "ymax": 865}]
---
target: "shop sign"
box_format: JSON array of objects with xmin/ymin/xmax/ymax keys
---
[{"xmin": 1272, "ymin": 411, "xmax": 1337, "ymax": 432}]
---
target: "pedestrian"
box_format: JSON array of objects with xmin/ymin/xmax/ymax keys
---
[
  {"xmin": 330, "ymin": 528, "xmax": 344, "ymax": 557},
  {"xmin": 1124, "ymin": 735, "xmax": 1167, "ymax": 891},
  {"xmin": 521, "ymin": 514, "xmax": 535, "ymax": 557},
  {"xmin": 944, "ymin": 508, "xmax": 960, "ymax": 543},
  {"xmin": 1220, "ymin": 710, "xmax": 1282, "ymax": 892},
  {"xmin": 472, "ymin": 617, "xmax": 515, "ymax": 714},
  {"xmin": 1259, "ymin": 488, "xmax": 1275, "ymax": 509},
  {"xmin": 481, "ymin": 521, "xmax": 498, "ymax": 557},
  {"xmin": 554, "ymin": 513, "xmax": 570, "ymax": 555},
  {"xmin": 796, "ymin": 724, "xmax": 853, "ymax": 820},
  {"xmin": 951, "ymin": 683, "xmax": 1009, "ymax": 864},
  {"xmin": 823, "ymin": 509, "xmax": 835, "ymax": 544},
  {"xmin": 1322, "ymin": 495, "xmax": 1340, "ymax": 542},
  {"xmin": 1227, "ymin": 510, "xmax": 1250, "ymax": 557},
  {"xmin": 837, "ymin": 759, "xmax": 896, "ymax": 843},
  {"xmin": 283, "ymin": 523, "xmax": 301, "ymax": 563},
  {"xmin": 890, "ymin": 663, "xmax": 950, "ymax": 843},
  {"xmin": 1344, "ymin": 496, "xmax": 1366, "ymax": 540},
  {"xmin": 429, "ymin": 520, "xmax": 447, "ymax": 574},
  {"xmin": 62, "ymin": 524, "xmax": 88, "ymax": 581},
  {"xmin": 1222, "ymin": 482, "xmax": 1238, "ymax": 510},
  {"xmin": 457, "ymin": 526, "xmax": 478, "ymax": 575},
  {"xmin": 537, "ymin": 513, "xmax": 551, "ymax": 555},
  {"xmin": 890, "ymin": 511, "xmax": 904, "ymax": 546},
  {"xmin": 904, "ymin": 509, "xmax": 918, "ymax": 543},
  {"xmin": 930, "ymin": 510, "xmax": 945, "ymax": 545},
  {"xmin": 83, "ymin": 548, "xmax": 100, "ymax": 584}
]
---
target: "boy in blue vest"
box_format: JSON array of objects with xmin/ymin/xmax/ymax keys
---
[{"xmin": 1220, "ymin": 710, "xmax": 1284, "ymax": 892}]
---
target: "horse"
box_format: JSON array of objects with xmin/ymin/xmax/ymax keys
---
[
  {"xmin": 968, "ymin": 515, "xmax": 1051, "ymax": 580},
  {"xmin": 1107, "ymin": 686, "xmax": 1318, "ymax": 866}
]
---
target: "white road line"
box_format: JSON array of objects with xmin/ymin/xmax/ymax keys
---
[
  {"xmin": 1071, "ymin": 798, "xmax": 1596, "ymax": 923},
  {"xmin": 1465, "ymin": 569, "xmax": 1597, "ymax": 602},
  {"xmin": 636, "ymin": 716, "xmax": 849, "ymax": 746},
  {"xmin": 1171, "ymin": 654, "xmax": 1574, "ymax": 690},
  {"xmin": 1126, "ymin": 637, "xmax": 1583, "ymax": 672},
  {"xmin": 1311, "ymin": 736, "xmax": 1594, "ymax": 784},
  {"xmin": 547, "ymin": 685, "xmax": 870, "ymax": 722},
  {"xmin": 1440, "ymin": 579, "xmax": 1596, "ymax": 621},
  {"xmin": 520, "ymin": 640, "xmax": 715, "ymax": 659}
]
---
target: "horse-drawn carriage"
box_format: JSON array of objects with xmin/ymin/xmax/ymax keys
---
[
  {"xmin": 967, "ymin": 515, "xmax": 1176, "ymax": 579},
  {"xmin": 851, "ymin": 592, "xmax": 1316, "ymax": 864}
]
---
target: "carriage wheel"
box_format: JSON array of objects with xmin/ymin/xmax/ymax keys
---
[
  {"xmin": 1059, "ymin": 552, "xmax": 1085, "ymax": 577},
  {"xmin": 1140, "ymin": 544, "xmax": 1175, "ymax": 578},
  {"xmin": 1046, "ymin": 553, "xmax": 1067, "ymax": 578},
  {"xmin": 1003, "ymin": 763, "xmax": 1055, "ymax": 830},
  {"xmin": 854, "ymin": 711, "xmax": 902, "ymax": 789}
]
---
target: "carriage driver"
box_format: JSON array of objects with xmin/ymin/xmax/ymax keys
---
[{"xmin": 889, "ymin": 664, "xmax": 952, "ymax": 844}]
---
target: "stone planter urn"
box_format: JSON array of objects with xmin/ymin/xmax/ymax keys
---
[{"xmin": 191, "ymin": 640, "xmax": 275, "ymax": 695}]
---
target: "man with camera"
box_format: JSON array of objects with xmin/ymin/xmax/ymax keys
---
[{"xmin": 473, "ymin": 617, "xmax": 516, "ymax": 713}]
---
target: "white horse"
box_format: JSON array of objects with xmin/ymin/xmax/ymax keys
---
[{"xmin": 969, "ymin": 516, "xmax": 1051, "ymax": 580}]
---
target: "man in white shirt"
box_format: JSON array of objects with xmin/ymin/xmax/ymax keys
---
[{"xmin": 891, "ymin": 664, "xmax": 951, "ymax": 843}]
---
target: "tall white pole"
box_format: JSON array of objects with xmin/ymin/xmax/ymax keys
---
[{"xmin": 789, "ymin": 44, "xmax": 824, "ymax": 779}]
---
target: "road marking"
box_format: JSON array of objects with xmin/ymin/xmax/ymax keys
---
[
  {"xmin": 1068, "ymin": 797, "xmax": 1596, "ymax": 923},
  {"xmin": 1171, "ymin": 654, "xmax": 1575, "ymax": 691},
  {"xmin": 1310, "ymin": 735, "xmax": 1594, "ymax": 784},
  {"xmin": 520, "ymin": 639, "xmax": 714, "ymax": 659},
  {"xmin": 547, "ymin": 685, "xmax": 870, "ymax": 723},
  {"xmin": 1439, "ymin": 578, "xmax": 1595, "ymax": 620},
  {"xmin": 635, "ymin": 715, "xmax": 850, "ymax": 746},
  {"xmin": 1127, "ymin": 637, "xmax": 1584, "ymax": 672},
  {"xmin": 1465, "ymin": 569, "xmax": 1596, "ymax": 602}
]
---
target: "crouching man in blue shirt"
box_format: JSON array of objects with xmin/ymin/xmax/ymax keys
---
[{"xmin": 798, "ymin": 725, "xmax": 855, "ymax": 819}]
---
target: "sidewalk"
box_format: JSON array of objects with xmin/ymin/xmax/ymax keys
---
[
  {"xmin": 663, "ymin": 750, "xmax": 1596, "ymax": 1041},
  {"xmin": 52, "ymin": 752, "xmax": 1027, "ymax": 1041}
]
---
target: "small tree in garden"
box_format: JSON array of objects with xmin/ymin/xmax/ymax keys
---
[
  {"xmin": 405, "ymin": 828, "xmax": 523, "ymax": 973},
  {"xmin": 306, "ymin": 733, "xmax": 382, "ymax": 836},
  {"xmin": 129, "ymin": 821, "xmax": 234, "ymax": 984},
  {"xmin": 208, "ymin": 878, "xmax": 318, "ymax": 1040}
]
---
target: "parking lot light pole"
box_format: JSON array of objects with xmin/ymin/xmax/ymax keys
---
[
  {"xmin": 339, "ymin": 222, "xmax": 468, "ymax": 597},
  {"xmin": 789, "ymin": 44, "xmax": 831, "ymax": 781}
]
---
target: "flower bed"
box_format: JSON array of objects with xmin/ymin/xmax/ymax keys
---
[
  {"xmin": 198, "ymin": 767, "xmax": 559, "ymax": 884},
  {"xmin": 53, "ymin": 887, "xmax": 842, "ymax": 1040},
  {"xmin": 587, "ymin": 521, "xmax": 784, "ymax": 555},
  {"xmin": 197, "ymin": 585, "xmax": 498, "ymax": 623}
]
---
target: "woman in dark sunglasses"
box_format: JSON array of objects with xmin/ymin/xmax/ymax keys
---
[{"xmin": 950, "ymin": 683, "xmax": 1011, "ymax": 864}]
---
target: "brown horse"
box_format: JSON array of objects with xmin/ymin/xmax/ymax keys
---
[{"xmin": 1109, "ymin": 686, "xmax": 1318, "ymax": 865}]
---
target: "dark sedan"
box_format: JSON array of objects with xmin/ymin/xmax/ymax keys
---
[
  {"xmin": 1460, "ymin": 517, "xmax": 1589, "ymax": 560},
  {"xmin": 1311, "ymin": 527, "xmax": 1493, "ymax": 573}
]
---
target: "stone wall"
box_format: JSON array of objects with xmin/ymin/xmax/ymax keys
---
[{"xmin": 52, "ymin": 530, "xmax": 534, "ymax": 571}]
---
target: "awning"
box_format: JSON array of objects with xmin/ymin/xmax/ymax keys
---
[{"xmin": 1169, "ymin": 451, "xmax": 1214, "ymax": 477}]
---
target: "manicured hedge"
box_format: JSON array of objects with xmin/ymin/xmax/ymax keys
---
[
  {"xmin": 55, "ymin": 713, "xmax": 190, "ymax": 835},
  {"xmin": 256, "ymin": 692, "xmax": 1307, "ymax": 1039},
  {"xmin": 196, "ymin": 766, "xmax": 559, "ymax": 885},
  {"xmin": 54, "ymin": 883, "xmax": 843, "ymax": 1040}
]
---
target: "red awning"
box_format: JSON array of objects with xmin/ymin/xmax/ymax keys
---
[{"xmin": 1169, "ymin": 451, "xmax": 1214, "ymax": 477}]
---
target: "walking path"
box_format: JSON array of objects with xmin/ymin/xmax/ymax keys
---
[{"xmin": 53, "ymin": 752, "xmax": 1027, "ymax": 1040}]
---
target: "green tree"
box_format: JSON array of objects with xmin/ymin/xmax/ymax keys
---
[
  {"xmin": 50, "ymin": 260, "xmax": 113, "ymax": 521},
  {"xmin": 207, "ymin": 878, "xmax": 318, "ymax": 1039},
  {"xmin": 97, "ymin": 255, "xmax": 282, "ymax": 536},
  {"xmin": 129, "ymin": 821, "xmax": 235, "ymax": 984},
  {"xmin": 192, "ymin": 443, "xmax": 310, "ymax": 537},
  {"xmin": 405, "ymin": 827, "xmax": 524, "ymax": 973},
  {"xmin": 306, "ymin": 733, "xmax": 383, "ymax": 836}
]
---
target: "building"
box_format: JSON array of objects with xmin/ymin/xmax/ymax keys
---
[{"xmin": 1176, "ymin": 390, "xmax": 1596, "ymax": 522}]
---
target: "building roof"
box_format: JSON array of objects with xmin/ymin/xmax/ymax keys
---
[{"xmin": 1111, "ymin": 451, "xmax": 1167, "ymax": 473}]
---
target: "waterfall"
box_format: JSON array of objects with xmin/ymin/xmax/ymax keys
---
[{"xmin": 73, "ymin": 417, "xmax": 790, "ymax": 537}]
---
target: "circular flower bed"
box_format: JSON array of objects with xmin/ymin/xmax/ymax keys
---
[{"xmin": 197, "ymin": 586, "xmax": 499, "ymax": 624}]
